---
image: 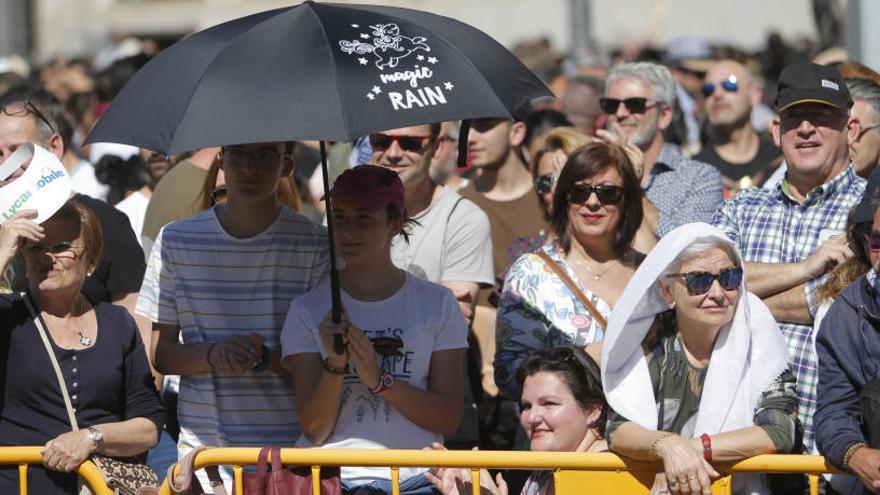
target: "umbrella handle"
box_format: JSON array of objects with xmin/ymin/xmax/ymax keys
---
[{"xmin": 318, "ymin": 141, "xmax": 347, "ymax": 355}]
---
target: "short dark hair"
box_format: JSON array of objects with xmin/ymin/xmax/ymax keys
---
[
  {"xmin": 551, "ymin": 142, "xmax": 643, "ymax": 256},
  {"xmin": 515, "ymin": 345, "xmax": 607, "ymax": 436}
]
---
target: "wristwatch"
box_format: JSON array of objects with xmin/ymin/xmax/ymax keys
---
[
  {"xmin": 369, "ymin": 371, "xmax": 396, "ymax": 395},
  {"xmin": 87, "ymin": 426, "xmax": 104, "ymax": 452},
  {"xmin": 251, "ymin": 345, "xmax": 271, "ymax": 373}
]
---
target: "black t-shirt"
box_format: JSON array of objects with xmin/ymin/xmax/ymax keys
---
[
  {"xmin": 12, "ymin": 194, "xmax": 146, "ymax": 303},
  {"xmin": 695, "ymin": 136, "xmax": 781, "ymax": 185},
  {"xmin": 0, "ymin": 295, "xmax": 164, "ymax": 494}
]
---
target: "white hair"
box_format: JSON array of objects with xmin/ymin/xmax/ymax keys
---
[
  {"xmin": 661, "ymin": 236, "xmax": 740, "ymax": 281},
  {"xmin": 606, "ymin": 62, "xmax": 676, "ymax": 105}
]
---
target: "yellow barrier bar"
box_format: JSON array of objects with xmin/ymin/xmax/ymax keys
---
[
  {"xmin": 470, "ymin": 468, "xmax": 480, "ymax": 495},
  {"xmin": 179, "ymin": 448, "xmax": 839, "ymax": 474},
  {"xmin": 18, "ymin": 464, "xmax": 26, "ymax": 495},
  {"xmin": 311, "ymin": 465, "xmax": 321, "ymax": 495},
  {"xmin": 0, "ymin": 446, "xmax": 113, "ymax": 495},
  {"xmin": 391, "ymin": 466, "xmax": 400, "ymax": 495},
  {"xmin": 154, "ymin": 448, "xmax": 844, "ymax": 494},
  {"xmin": 234, "ymin": 464, "xmax": 244, "ymax": 494}
]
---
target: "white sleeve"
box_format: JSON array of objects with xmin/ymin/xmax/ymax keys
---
[
  {"xmin": 135, "ymin": 226, "xmax": 178, "ymax": 325},
  {"xmin": 432, "ymin": 286, "xmax": 468, "ymax": 352},
  {"xmin": 281, "ymin": 294, "xmax": 323, "ymax": 359}
]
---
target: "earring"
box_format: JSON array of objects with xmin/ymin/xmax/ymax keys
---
[{"xmin": 669, "ymin": 301, "xmax": 676, "ymax": 309}]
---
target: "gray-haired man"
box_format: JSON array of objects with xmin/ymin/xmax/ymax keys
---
[{"xmin": 601, "ymin": 62, "xmax": 723, "ymax": 237}]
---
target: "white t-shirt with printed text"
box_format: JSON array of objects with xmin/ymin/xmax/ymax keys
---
[{"xmin": 281, "ymin": 273, "xmax": 468, "ymax": 485}]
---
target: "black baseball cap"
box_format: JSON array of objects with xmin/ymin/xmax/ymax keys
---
[{"xmin": 774, "ymin": 62, "xmax": 853, "ymax": 112}]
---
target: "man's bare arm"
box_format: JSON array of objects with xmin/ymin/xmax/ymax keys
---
[{"xmin": 761, "ymin": 284, "xmax": 812, "ymax": 325}]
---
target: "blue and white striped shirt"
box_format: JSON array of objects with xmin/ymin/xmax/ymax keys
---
[{"xmin": 137, "ymin": 206, "xmax": 329, "ymax": 456}]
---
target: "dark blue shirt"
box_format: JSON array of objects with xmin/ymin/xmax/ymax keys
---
[{"xmin": 0, "ymin": 294, "xmax": 163, "ymax": 494}]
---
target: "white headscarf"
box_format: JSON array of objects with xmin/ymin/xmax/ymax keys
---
[{"xmin": 601, "ymin": 223, "xmax": 788, "ymax": 493}]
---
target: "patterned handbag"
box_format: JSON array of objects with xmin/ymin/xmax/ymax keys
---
[{"xmin": 23, "ymin": 294, "xmax": 160, "ymax": 495}]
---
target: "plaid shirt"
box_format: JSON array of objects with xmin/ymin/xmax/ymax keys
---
[
  {"xmin": 712, "ymin": 165, "xmax": 866, "ymax": 452},
  {"xmin": 646, "ymin": 143, "xmax": 724, "ymax": 237}
]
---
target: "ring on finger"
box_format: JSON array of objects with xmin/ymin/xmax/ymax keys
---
[{"xmin": 669, "ymin": 480, "xmax": 678, "ymax": 487}]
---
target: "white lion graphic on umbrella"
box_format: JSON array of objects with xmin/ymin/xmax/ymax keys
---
[{"xmin": 340, "ymin": 23, "xmax": 430, "ymax": 70}]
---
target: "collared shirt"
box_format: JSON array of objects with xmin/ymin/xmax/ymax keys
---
[
  {"xmin": 645, "ymin": 143, "xmax": 724, "ymax": 237},
  {"xmin": 712, "ymin": 164, "xmax": 866, "ymax": 452}
]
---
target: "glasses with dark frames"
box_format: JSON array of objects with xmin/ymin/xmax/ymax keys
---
[
  {"xmin": 1, "ymin": 98, "xmax": 57, "ymax": 134},
  {"xmin": 701, "ymin": 75, "xmax": 739, "ymax": 98},
  {"xmin": 368, "ymin": 133, "xmax": 431, "ymax": 152},
  {"xmin": 534, "ymin": 174, "xmax": 555, "ymax": 194},
  {"xmin": 864, "ymin": 231, "xmax": 880, "ymax": 250},
  {"xmin": 567, "ymin": 183, "xmax": 624, "ymax": 205},
  {"xmin": 665, "ymin": 267, "xmax": 743, "ymax": 295},
  {"xmin": 598, "ymin": 97, "xmax": 660, "ymax": 115},
  {"xmin": 22, "ymin": 241, "xmax": 85, "ymax": 260}
]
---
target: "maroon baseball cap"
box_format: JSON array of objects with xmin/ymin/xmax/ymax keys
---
[{"xmin": 331, "ymin": 164, "xmax": 406, "ymax": 213}]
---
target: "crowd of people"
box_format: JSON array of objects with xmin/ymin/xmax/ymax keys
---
[{"xmin": 1, "ymin": 22, "xmax": 880, "ymax": 495}]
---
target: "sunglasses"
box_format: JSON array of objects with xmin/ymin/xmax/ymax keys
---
[
  {"xmin": 534, "ymin": 174, "xmax": 555, "ymax": 194},
  {"xmin": 665, "ymin": 267, "xmax": 743, "ymax": 295},
  {"xmin": 598, "ymin": 97, "xmax": 659, "ymax": 115},
  {"xmin": 864, "ymin": 232, "xmax": 880, "ymax": 250},
  {"xmin": 22, "ymin": 241, "xmax": 85, "ymax": 260},
  {"xmin": 567, "ymin": 183, "xmax": 624, "ymax": 205},
  {"xmin": 700, "ymin": 76, "xmax": 739, "ymax": 98},
  {"xmin": 369, "ymin": 133, "xmax": 431, "ymax": 152},
  {"xmin": 222, "ymin": 148, "xmax": 285, "ymax": 167},
  {"xmin": 1, "ymin": 98, "xmax": 57, "ymax": 134},
  {"xmin": 370, "ymin": 336, "xmax": 404, "ymax": 358}
]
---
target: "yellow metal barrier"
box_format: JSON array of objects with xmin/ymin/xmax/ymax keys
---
[
  {"xmin": 159, "ymin": 448, "xmax": 843, "ymax": 495},
  {"xmin": 0, "ymin": 446, "xmax": 113, "ymax": 495}
]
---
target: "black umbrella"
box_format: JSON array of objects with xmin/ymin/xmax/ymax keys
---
[{"xmin": 86, "ymin": 1, "xmax": 551, "ymax": 334}]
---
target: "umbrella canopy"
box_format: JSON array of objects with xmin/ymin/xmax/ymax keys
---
[{"xmin": 86, "ymin": 1, "xmax": 551, "ymax": 154}]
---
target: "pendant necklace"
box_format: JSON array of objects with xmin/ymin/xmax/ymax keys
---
[
  {"xmin": 75, "ymin": 296, "xmax": 92, "ymax": 347},
  {"xmin": 572, "ymin": 255, "xmax": 617, "ymax": 281}
]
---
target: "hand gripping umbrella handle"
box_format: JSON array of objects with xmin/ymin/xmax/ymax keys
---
[{"xmin": 319, "ymin": 141, "xmax": 346, "ymax": 355}]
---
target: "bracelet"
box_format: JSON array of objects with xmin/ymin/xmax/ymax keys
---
[
  {"xmin": 700, "ymin": 433, "xmax": 713, "ymax": 462},
  {"xmin": 205, "ymin": 343, "xmax": 218, "ymax": 371},
  {"xmin": 649, "ymin": 432, "xmax": 674, "ymax": 459},
  {"xmin": 322, "ymin": 357, "xmax": 348, "ymax": 375},
  {"xmin": 843, "ymin": 442, "xmax": 867, "ymax": 471}
]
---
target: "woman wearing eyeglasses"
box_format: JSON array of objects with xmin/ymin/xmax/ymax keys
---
[
  {"xmin": 281, "ymin": 165, "xmax": 467, "ymax": 494},
  {"xmin": 427, "ymin": 345, "xmax": 607, "ymax": 495},
  {"xmin": 0, "ymin": 202, "xmax": 163, "ymax": 494},
  {"xmin": 602, "ymin": 223, "xmax": 798, "ymax": 495},
  {"xmin": 495, "ymin": 141, "xmax": 644, "ymax": 401}
]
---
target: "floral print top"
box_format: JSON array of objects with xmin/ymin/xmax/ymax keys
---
[{"xmin": 494, "ymin": 243, "xmax": 610, "ymax": 400}]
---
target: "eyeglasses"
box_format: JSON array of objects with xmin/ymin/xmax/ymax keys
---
[
  {"xmin": 1, "ymin": 98, "xmax": 57, "ymax": 134},
  {"xmin": 598, "ymin": 97, "xmax": 660, "ymax": 115},
  {"xmin": 864, "ymin": 232, "xmax": 880, "ymax": 250},
  {"xmin": 567, "ymin": 183, "xmax": 624, "ymax": 205},
  {"xmin": 368, "ymin": 133, "xmax": 431, "ymax": 152},
  {"xmin": 701, "ymin": 76, "xmax": 739, "ymax": 98},
  {"xmin": 222, "ymin": 147, "xmax": 285, "ymax": 167},
  {"xmin": 858, "ymin": 124, "xmax": 880, "ymax": 141},
  {"xmin": 534, "ymin": 174, "xmax": 555, "ymax": 194},
  {"xmin": 665, "ymin": 267, "xmax": 743, "ymax": 295},
  {"xmin": 22, "ymin": 242, "xmax": 85, "ymax": 260},
  {"xmin": 370, "ymin": 336, "xmax": 403, "ymax": 357}
]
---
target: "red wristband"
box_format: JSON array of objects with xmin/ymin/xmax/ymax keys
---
[{"xmin": 700, "ymin": 433, "xmax": 712, "ymax": 462}]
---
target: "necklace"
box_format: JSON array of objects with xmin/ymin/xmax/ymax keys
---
[
  {"xmin": 42, "ymin": 296, "xmax": 92, "ymax": 347},
  {"xmin": 569, "ymin": 256, "xmax": 618, "ymax": 281}
]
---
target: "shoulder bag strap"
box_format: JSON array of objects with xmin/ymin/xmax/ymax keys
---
[
  {"xmin": 21, "ymin": 293, "xmax": 79, "ymax": 431},
  {"xmin": 534, "ymin": 251, "xmax": 608, "ymax": 329}
]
